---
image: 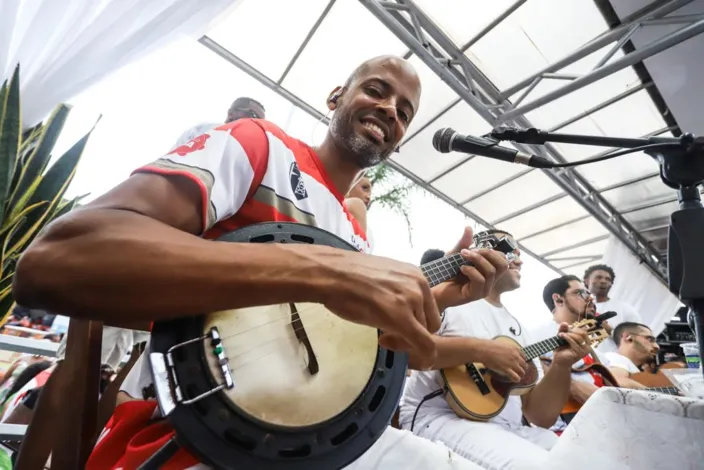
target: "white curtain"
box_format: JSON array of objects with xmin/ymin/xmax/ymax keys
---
[
  {"xmin": 0, "ymin": 0, "xmax": 243, "ymax": 127},
  {"xmin": 601, "ymin": 235, "xmax": 682, "ymax": 335}
]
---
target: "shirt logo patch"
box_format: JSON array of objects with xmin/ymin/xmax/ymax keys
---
[
  {"xmin": 169, "ymin": 134, "xmax": 211, "ymax": 157},
  {"xmin": 289, "ymin": 162, "xmax": 308, "ymax": 201}
]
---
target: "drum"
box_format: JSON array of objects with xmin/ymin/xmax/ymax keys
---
[{"xmin": 148, "ymin": 223, "xmax": 408, "ymax": 469}]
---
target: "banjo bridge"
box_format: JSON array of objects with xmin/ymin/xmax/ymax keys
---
[{"xmin": 149, "ymin": 327, "xmax": 235, "ymax": 416}]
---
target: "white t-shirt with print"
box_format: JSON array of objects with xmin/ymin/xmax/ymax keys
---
[
  {"xmin": 595, "ymin": 299, "xmax": 643, "ymax": 354},
  {"xmin": 399, "ymin": 299, "xmax": 543, "ymax": 432}
]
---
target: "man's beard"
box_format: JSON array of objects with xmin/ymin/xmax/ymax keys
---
[
  {"xmin": 329, "ymin": 109, "xmax": 389, "ymax": 168},
  {"xmin": 568, "ymin": 303, "xmax": 587, "ymax": 320}
]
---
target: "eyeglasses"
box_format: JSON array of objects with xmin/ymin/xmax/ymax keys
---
[{"xmin": 567, "ymin": 289, "xmax": 592, "ymax": 301}]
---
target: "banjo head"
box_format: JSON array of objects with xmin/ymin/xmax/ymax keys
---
[{"xmin": 150, "ymin": 222, "xmax": 408, "ymax": 470}]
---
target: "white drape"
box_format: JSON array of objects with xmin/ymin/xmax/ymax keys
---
[
  {"xmin": 0, "ymin": 0, "xmax": 243, "ymax": 127},
  {"xmin": 601, "ymin": 235, "xmax": 682, "ymax": 335}
]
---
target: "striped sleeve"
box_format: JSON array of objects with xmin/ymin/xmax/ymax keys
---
[{"xmin": 133, "ymin": 119, "xmax": 269, "ymax": 232}]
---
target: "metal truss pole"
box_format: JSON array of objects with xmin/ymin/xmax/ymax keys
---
[
  {"xmin": 359, "ymin": 0, "xmax": 668, "ymax": 280},
  {"xmin": 498, "ymin": 0, "xmax": 694, "ymax": 101},
  {"xmin": 499, "ymin": 14, "xmax": 704, "ymax": 121},
  {"xmin": 197, "ymin": 35, "xmax": 564, "ymax": 275}
]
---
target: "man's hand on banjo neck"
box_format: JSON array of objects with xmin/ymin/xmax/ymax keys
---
[{"xmin": 13, "ymin": 173, "xmax": 506, "ymax": 369}]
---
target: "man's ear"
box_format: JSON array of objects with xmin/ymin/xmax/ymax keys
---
[
  {"xmin": 552, "ymin": 293, "xmax": 562, "ymax": 305},
  {"xmin": 327, "ymin": 86, "xmax": 344, "ymax": 111}
]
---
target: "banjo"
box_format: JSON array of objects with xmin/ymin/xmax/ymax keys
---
[{"xmin": 147, "ymin": 223, "xmax": 516, "ymax": 469}]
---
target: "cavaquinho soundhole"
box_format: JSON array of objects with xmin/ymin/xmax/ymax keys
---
[{"xmin": 204, "ymin": 302, "xmax": 379, "ymax": 428}]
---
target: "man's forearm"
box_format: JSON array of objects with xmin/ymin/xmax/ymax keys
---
[
  {"xmin": 14, "ymin": 209, "xmax": 336, "ymax": 324},
  {"xmin": 409, "ymin": 336, "xmax": 490, "ymax": 370},
  {"xmin": 614, "ymin": 375, "xmax": 647, "ymax": 389},
  {"xmin": 523, "ymin": 362, "xmax": 572, "ymax": 428},
  {"xmin": 570, "ymin": 380, "xmax": 599, "ymax": 405}
]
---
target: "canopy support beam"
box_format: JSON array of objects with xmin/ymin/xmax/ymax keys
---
[{"xmin": 360, "ymin": 0, "xmax": 668, "ymax": 280}]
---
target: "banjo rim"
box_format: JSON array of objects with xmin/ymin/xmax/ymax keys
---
[{"xmin": 149, "ymin": 222, "xmax": 409, "ymax": 470}]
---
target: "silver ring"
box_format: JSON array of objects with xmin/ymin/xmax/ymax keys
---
[{"xmin": 580, "ymin": 341, "xmax": 587, "ymax": 346}]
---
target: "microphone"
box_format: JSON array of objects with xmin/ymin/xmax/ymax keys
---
[
  {"xmin": 593, "ymin": 311, "xmax": 617, "ymax": 325},
  {"xmin": 432, "ymin": 127, "xmax": 554, "ymax": 169}
]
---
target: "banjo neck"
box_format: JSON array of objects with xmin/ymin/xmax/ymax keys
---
[{"xmin": 421, "ymin": 251, "xmax": 516, "ymax": 288}]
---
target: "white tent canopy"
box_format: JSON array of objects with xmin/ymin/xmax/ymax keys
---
[{"xmin": 200, "ymin": 0, "xmax": 703, "ymax": 286}]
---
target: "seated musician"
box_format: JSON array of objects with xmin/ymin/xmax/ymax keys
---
[
  {"xmin": 14, "ymin": 55, "xmax": 509, "ymax": 470},
  {"xmin": 400, "ymin": 230, "xmax": 591, "ymax": 469},
  {"xmin": 603, "ymin": 322, "xmax": 660, "ymax": 389},
  {"xmin": 533, "ymin": 275, "xmax": 609, "ymax": 433}
]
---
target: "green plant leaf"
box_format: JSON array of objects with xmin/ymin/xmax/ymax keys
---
[
  {"xmin": 0, "ymin": 65, "xmax": 21, "ymax": 225},
  {"xmin": 1, "ymin": 201, "xmax": 44, "ymax": 235},
  {"xmin": 7, "ymin": 104, "xmax": 71, "ymax": 217},
  {"xmin": 0, "ymin": 215, "xmax": 27, "ymax": 279},
  {"xmin": 0, "ymin": 285, "xmax": 15, "ymax": 325},
  {"xmin": 7, "ymin": 130, "xmax": 90, "ymax": 255},
  {"xmin": 0, "ymin": 66, "xmax": 92, "ymax": 326}
]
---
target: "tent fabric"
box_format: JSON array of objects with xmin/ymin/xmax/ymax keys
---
[
  {"xmin": 600, "ymin": 235, "xmax": 681, "ymax": 335},
  {"xmin": 0, "ymin": 0, "xmax": 244, "ymax": 127}
]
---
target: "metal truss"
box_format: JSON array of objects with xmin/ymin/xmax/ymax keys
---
[
  {"xmin": 497, "ymin": 0, "xmax": 704, "ymax": 122},
  {"xmin": 197, "ymin": 35, "xmax": 564, "ymax": 275},
  {"xmin": 358, "ymin": 0, "xmax": 704, "ymax": 281}
]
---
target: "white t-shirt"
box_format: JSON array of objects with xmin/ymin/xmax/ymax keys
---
[
  {"xmin": 400, "ymin": 299, "xmax": 543, "ymax": 432},
  {"xmin": 603, "ymin": 352, "xmax": 640, "ymax": 374},
  {"xmin": 595, "ymin": 299, "xmax": 643, "ymax": 354}
]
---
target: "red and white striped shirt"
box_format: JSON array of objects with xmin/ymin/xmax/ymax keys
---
[{"xmin": 87, "ymin": 119, "xmax": 370, "ymax": 470}]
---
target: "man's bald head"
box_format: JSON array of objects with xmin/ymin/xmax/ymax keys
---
[
  {"xmin": 324, "ymin": 55, "xmax": 422, "ymax": 168},
  {"xmin": 343, "ymin": 55, "xmax": 421, "ymax": 91}
]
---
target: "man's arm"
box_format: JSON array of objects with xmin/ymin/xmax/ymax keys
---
[
  {"xmin": 569, "ymin": 380, "xmax": 599, "ymax": 404},
  {"xmin": 608, "ymin": 367, "xmax": 647, "ymax": 389},
  {"xmin": 14, "ymin": 173, "xmax": 335, "ymax": 325},
  {"xmin": 541, "ymin": 359, "xmax": 598, "ymax": 405},
  {"xmin": 522, "ymin": 325, "xmax": 591, "ymax": 428},
  {"xmin": 409, "ymin": 336, "xmax": 527, "ymax": 382},
  {"xmin": 521, "ymin": 361, "xmax": 572, "ymax": 428}
]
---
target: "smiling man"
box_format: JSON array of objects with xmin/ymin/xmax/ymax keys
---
[
  {"xmin": 400, "ymin": 230, "xmax": 592, "ymax": 469},
  {"xmin": 14, "ymin": 55, "xmax": 508, "ymax": 470}
]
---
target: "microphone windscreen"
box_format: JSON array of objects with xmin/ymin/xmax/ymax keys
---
[{"xmin": 432, "ymin": 128, "xmax": 455, "ymax": 153}]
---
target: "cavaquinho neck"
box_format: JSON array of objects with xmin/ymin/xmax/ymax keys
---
[{"xmin": 521, "ymin": 335, "xmax": 567, "ymax": 361}]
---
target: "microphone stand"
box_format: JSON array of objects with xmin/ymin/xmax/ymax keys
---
[{"xmin": 492, "ymin": 127, "xmax": 704, "ymax": 378}]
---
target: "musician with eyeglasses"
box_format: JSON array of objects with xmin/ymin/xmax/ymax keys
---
[
  {"xmin": 533, "ymin": 275, "xmax": 611, "ymax": 434},
  {"xmin": 603, "ymin": 322, "xmax": 660, "ymax": 389}
]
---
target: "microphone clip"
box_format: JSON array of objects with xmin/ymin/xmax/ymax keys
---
[{"xmin": 490, "ymin": 126, "xmax": 548, "ymax": 145}]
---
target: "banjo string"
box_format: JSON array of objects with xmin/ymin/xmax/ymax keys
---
[
  {"xmin": 216, "ymin": 316, "xmax": 332, "ymax": 368},
  {"xmin": 209, "ymin": 303, "xmax": 333, "ymax": 343}
]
